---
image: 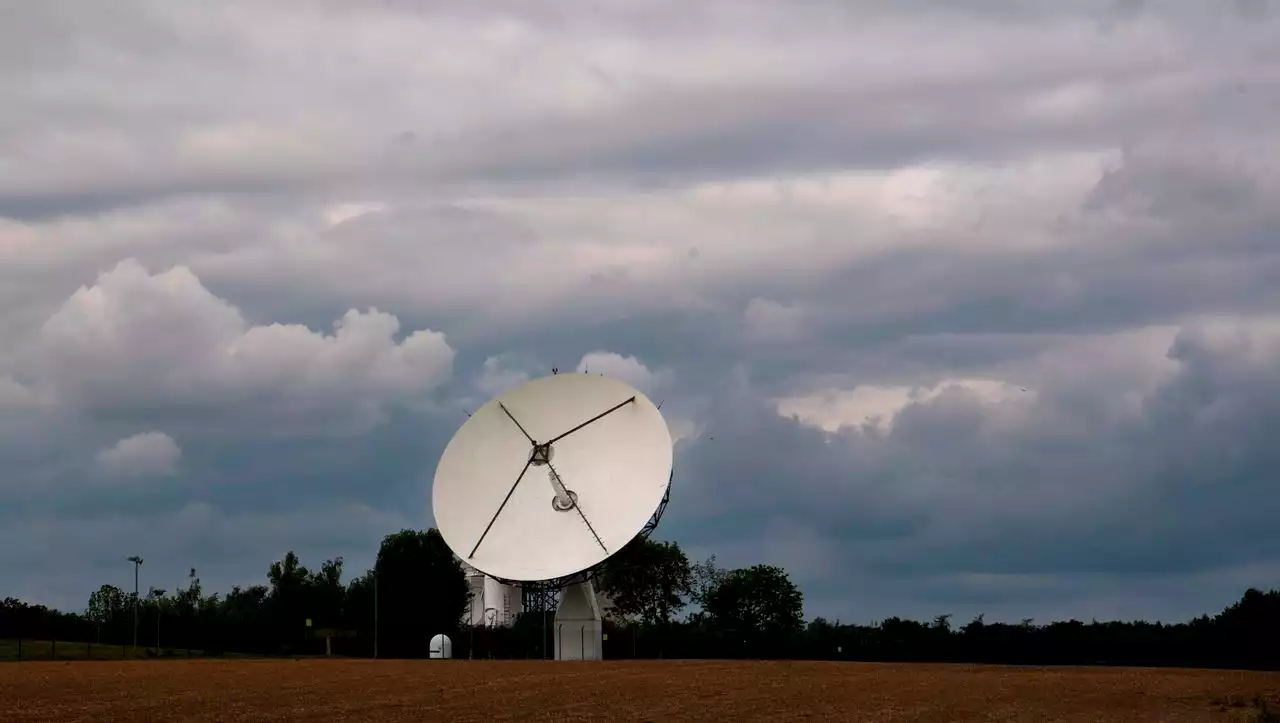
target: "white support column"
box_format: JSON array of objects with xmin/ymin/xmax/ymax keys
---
[{"xmin": 554, "ymin": 577, "xmax": 602, "ymax": 661}]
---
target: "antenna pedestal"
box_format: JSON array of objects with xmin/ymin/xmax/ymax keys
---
[{"xmin": 553, "ymin": 576, "xmax": 603, "ymax": 661}]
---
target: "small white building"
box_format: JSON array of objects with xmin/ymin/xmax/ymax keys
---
[{"xmin": 429, "ymin": 633, "xmax": 453, "ymax": 659}]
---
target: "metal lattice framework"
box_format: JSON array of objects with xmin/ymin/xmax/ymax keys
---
[
  {"xmin": 520, "ymin": 579, "xmax": 560, "ymax": 616},
  {"xmin": 638, "ymin": 468, "xmax": 672, "ymax": 541}
]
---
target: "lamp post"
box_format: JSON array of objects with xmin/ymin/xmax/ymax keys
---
[
  {"xmin": 127, "ymin": 556, "xmax": 143, "ymax": 657},
  {"xmin": 187, "ymin": 568, "xmax": 196, "ymax": 657}
]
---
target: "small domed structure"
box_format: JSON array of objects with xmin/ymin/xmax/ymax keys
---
[{"xmin": 429, "ymin": 633, "xmax": 453, "ymax": 659}]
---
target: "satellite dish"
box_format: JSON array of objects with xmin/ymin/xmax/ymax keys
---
[{"xmin": 433, "ymin": 373, "xmax": 673, "ymax": 584}]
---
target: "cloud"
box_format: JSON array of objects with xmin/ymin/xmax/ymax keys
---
[
  {"xmin": 31, "ymin": 259, "xmax": 455, "ymax": 436},
  {"xmin": 2, "ymin": 0, "xmax": 1280, "ymax": 626},
  {"xmin": 775, "ymin": 379, "xmax": 1029, "ymax": 434},
  {"xmin": 474, "ymin": 353, "xmax": 533, "ymax": 398},
  {"xmin": 664, "ymin": 313, "xmax": 1280, "ymax": 621},
  {"xmin": 575, "ymin": 351, "xmax": 667, "ymax": 396},
  {"xmin": 743, "ymin": 298, "xmax": 808, "ymax": 344},
  {"xmin": 321, "ymin": 201, "xmax": 388, "ymax": 229},
  {"xmin": 0, "ymin": 376, "xmax": 40, "ymax": 409},
  {"xmin": 95, "ymin": 431, "xmax": 182, "ymax": 479}
]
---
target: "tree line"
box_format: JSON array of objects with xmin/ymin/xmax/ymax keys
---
[
  {"xmin": 1, "ymin": 529, "xmax": 1277, "ymax": 669},
  {"xmin": 0, "ymin": 529, "xmax": 469, "ymax": 658}
]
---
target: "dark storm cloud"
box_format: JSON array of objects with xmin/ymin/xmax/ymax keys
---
[
  {"xmin": 422, "ymin": 71, "xmax": 1264, "ymax": 189},
  {"xmin": 738, "ymin": 149, "xmax": 1280, "ymax": 386},
  {"xmin": 808, "ymin": 233, "xmax": 1280, "ymax": 348},
  {"xmin": 5, "ymin": 1, "xmax": 1276, "ymax": 219},
  {"xmin": 0, "ymin": 179, "xmax": 312, "ymax": 223},
  {"xmin": 2, "ymin": 0, "xmax": 1279, "ymax": 624},
  {"xmin": 659, "ymin": 317, "xmax": 1280, "ymax": 621}
]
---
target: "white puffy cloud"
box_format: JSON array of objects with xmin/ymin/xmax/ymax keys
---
[
  {"xmin": 771, "ymin": 323, "xmax": 1195, "ymax": 436},
  {"xmin": 29, "ymin": 259, "xmax": 455, "ymax": 435},
  {"xmin": 474, "ymin": 353, "xmax": 533, "ymax": 398},
  {"xmin": 321, "ymin": 201, "xmax": 388, "ymax": 229},
  {"xmin": 743, "ymin": 298, "xmax": 808, "ymax": 343},
  {"xmin": 667, "ymin": 417, "xmax": 702, "ymax": 446},
  {"xmin": 776, "ymin": 379, "xmax": 1030, "ymax": 434},
  {"xmin": 95, "ymin": 431, "xmax": 182, "ymax": 479},
  {"xmin": 575, "ymin": 351, "xmax": 666, "ymax": 395},
  {"xmin": 569, "ymin": 350, "xmax": 706, "ymax": 448}
]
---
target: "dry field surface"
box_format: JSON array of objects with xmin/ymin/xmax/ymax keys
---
[{"xmin": 2, "ymin": 659, "xmax": 1279, "ymax": 722}]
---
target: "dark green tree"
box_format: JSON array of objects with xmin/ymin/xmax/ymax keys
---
[
  {"xmin": 266, "ymin": 551, "xmax": 311, "ymax": 635},
  {"xmin": 342, "ymin": 569, "xmax": 376, "ymax": 634},
  {"xmin": 687, "ymin": 554, "xmax": 728, "ymax": 614},
  {"xmin": 216, "ymin": 584, "xmax": 269, "ymax": 653},
  {"xmin": 1215, "ymin": 587, "xmax": 1280, "ymax": 666},
  {"xmin": 702, "ymin": 564, "xmax": 804, "ymax": 639},
  {"xmin": 594, "ymin": 538, "xmax": 693, "ymax": 625},
  {"xmin": 85, "ymin": 585, "xmax": 127, "ymax": 633},
  {"xmin": 170, "ymin": 571, "xmax": 216, "ymax": 654},
  {"xmin": 85, "ymin": 584, "xmax": 129, "ymax": 646},
  {"xmin": 306, "ymin": 557, "xmax": 346, "ymax": 630},
  {"xmin": 262, "ymin": 551, "xmax": 346, "ymax": 642},
  {"xmin": 373, "ymin": 528, "xmax": 469, "ymax": 657}
]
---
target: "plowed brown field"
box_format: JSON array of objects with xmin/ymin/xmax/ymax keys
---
[{"xmin": 3, "ymin": 659, "xmax": 1279, "ymax": 722}]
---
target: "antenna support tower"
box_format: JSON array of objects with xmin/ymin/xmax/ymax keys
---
[{"xmin": 433, "ymin": 373, "xmax": 675, "ymax": 660}]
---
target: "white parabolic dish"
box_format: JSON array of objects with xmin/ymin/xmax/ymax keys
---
[{"xmin": 433, "ymin": 373, "xmax": 673, "ymax": 582}]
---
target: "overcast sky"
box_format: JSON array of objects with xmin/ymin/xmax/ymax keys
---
[{"xmin": 3, "ymin": 0, "xmax": 1279, "ymax": 626}]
